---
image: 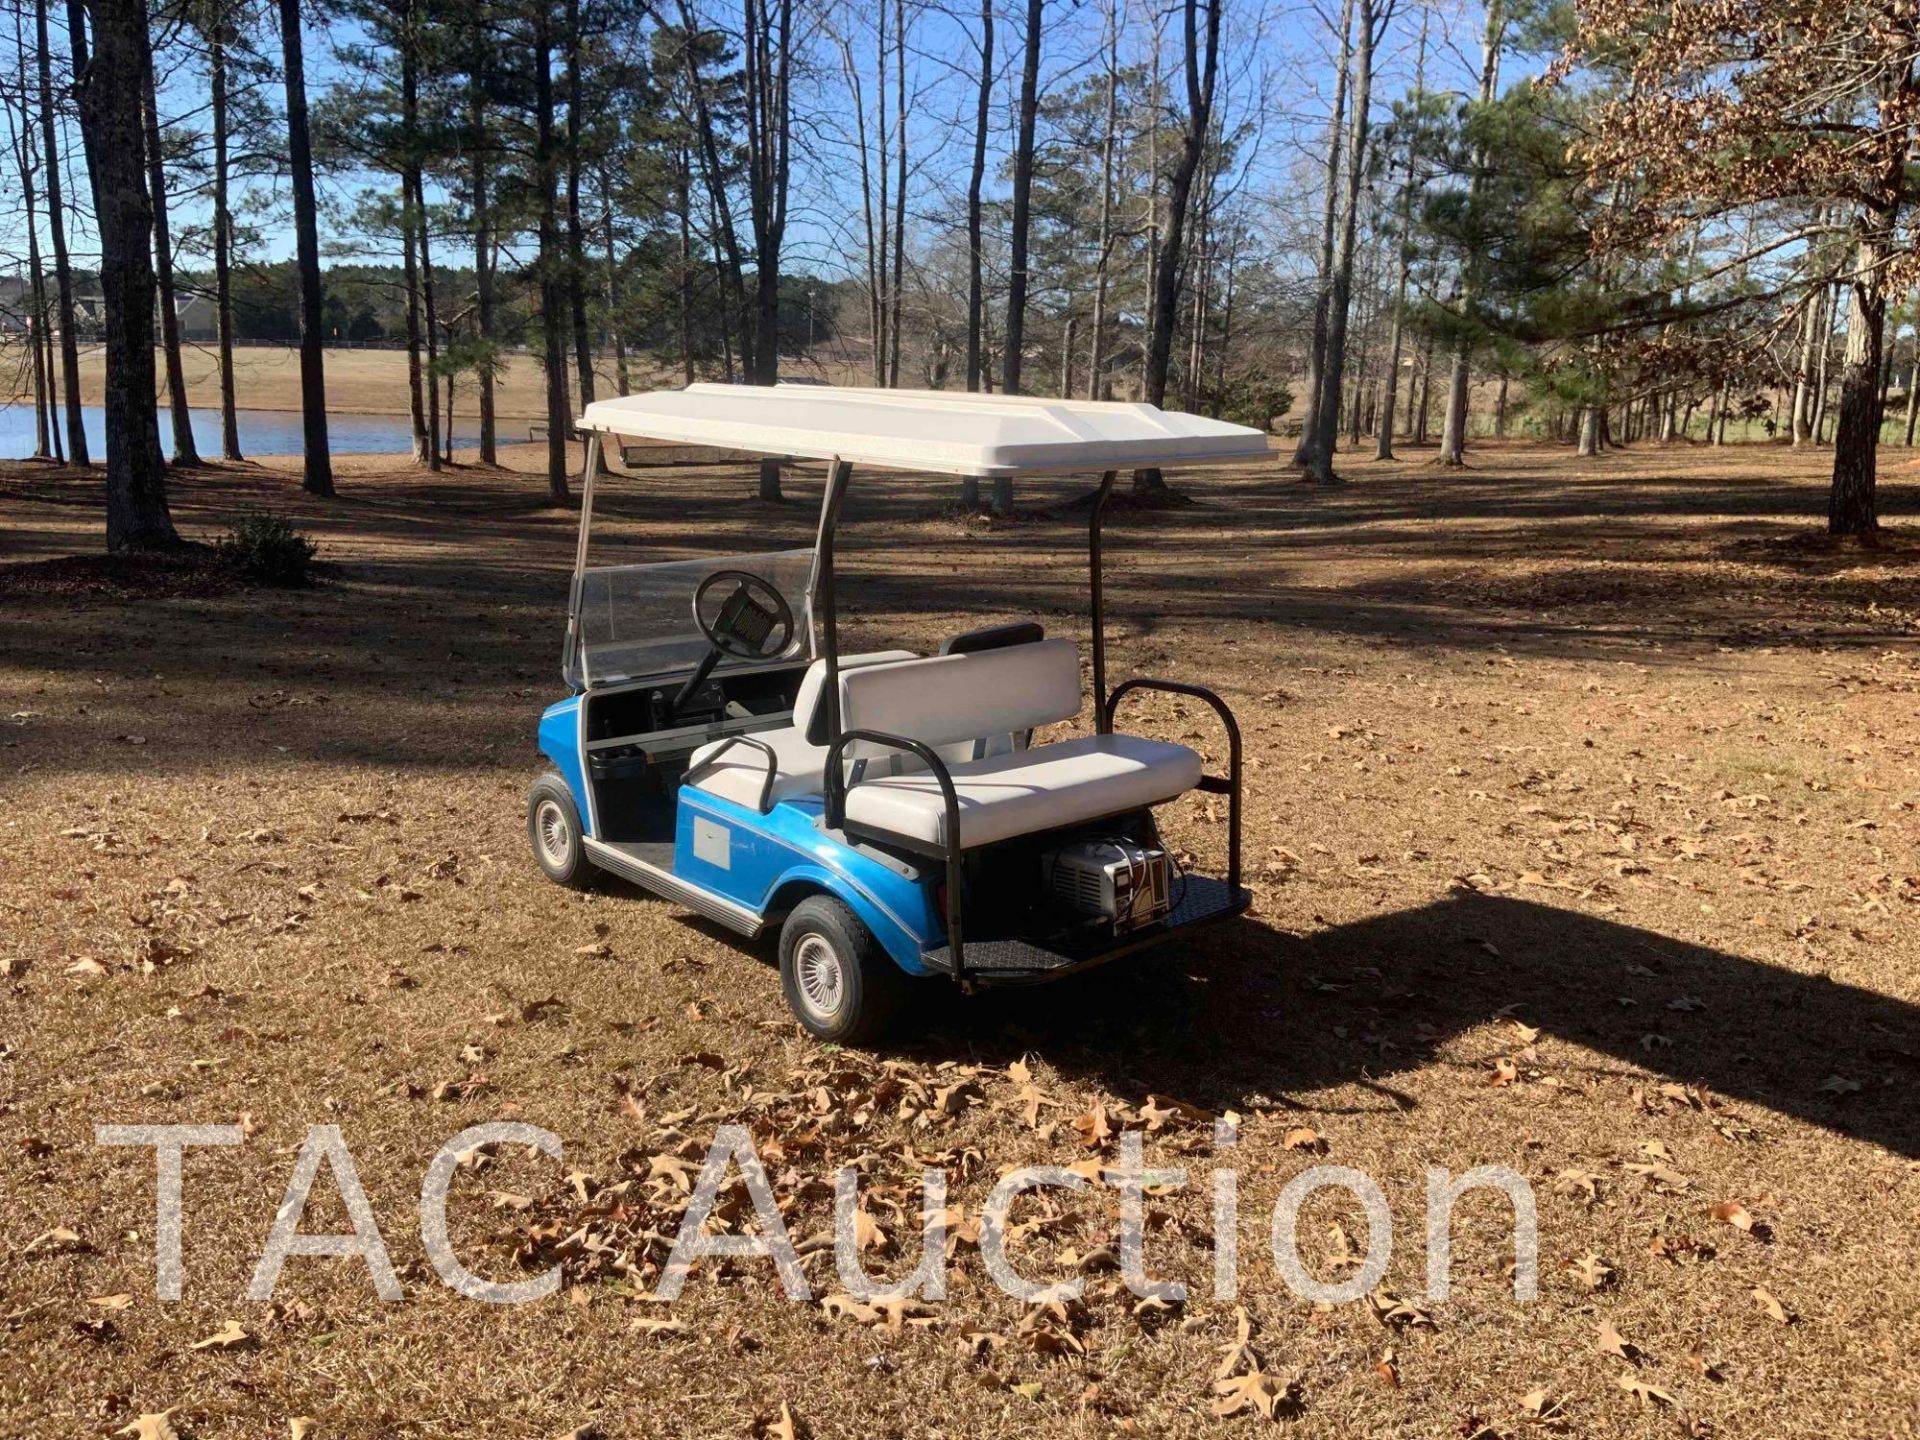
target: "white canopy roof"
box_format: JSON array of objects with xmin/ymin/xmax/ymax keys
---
[{"xmin": 579, "ymin": 383, "xmax": 1273, "ymax": 477}]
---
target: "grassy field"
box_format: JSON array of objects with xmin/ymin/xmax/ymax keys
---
[
  {"xmin": 0, "ymin": 439, "xmax": 1916, "ymax": 1439},
  {"xmin": 1, "ymin": 343, "xmax": 870, "ymax": 419}
]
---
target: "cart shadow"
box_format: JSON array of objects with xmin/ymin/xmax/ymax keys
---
[{"xmin": 903, "ymin": 892, "xmax": 1918, "ymax": 1158}]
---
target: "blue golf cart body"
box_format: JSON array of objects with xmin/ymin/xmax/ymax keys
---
[{"xmin": 528, "ymin": 384, "xmax": 1268, "ymax": 1040}]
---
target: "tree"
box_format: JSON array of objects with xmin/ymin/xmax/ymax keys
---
[
  {"xmin": 964, "ymin": 0, "xmax": 992, "ymax": 393},
  {"xmin": 1569, "ymin": 0, "xmax": 1919, "ymax": 534},
  {"xmin": 142, "ymin": 27, "xmax": 202, "ymax": 466},
  {"xmin": 1000, "ymin": 0, "xmax": 1041, "ymax": 396},
  {"xmin": 41, "ymin": 0, "xmax": 89, "ymax": 466},
  {"xmin": 1304, "ymin": 0, "xmax": 1394, "ymax": 483},
  {"xmin": 278, "ymin": 0, "xmax": 334, "ymax": 496},
  {"xmin": 1136, "ymin": 0, "xmax": 1219, "ymax": 490},
  {"xmin": 1436, "ymin": 0, "xmax": 1505, "ymax": 467},
  {"xmin": 197, "ymin": 0, "xmax": 246, "ymax": 460},
  {"xmin": 76, "ymin": 0, "xmax": 180, "ymax": 549},
  {"xmin": 532, "ymin": 0, "xmax": 573, "ymax": 501}
]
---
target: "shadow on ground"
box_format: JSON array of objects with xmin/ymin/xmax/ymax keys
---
[{"xmin": 879, "ymin": 893, "xmax": 1920, "ymax": 1159}]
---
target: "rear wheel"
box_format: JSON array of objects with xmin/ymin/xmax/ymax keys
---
[
  {"xmin": 528, "ymin": 772, "xmax": 597, "ymax": 890},
  {"xmin": 779, "ymin": 895, "xmax": 908, "ymax": 1044}
]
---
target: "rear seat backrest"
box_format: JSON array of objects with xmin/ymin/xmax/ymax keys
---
[{"xmin": 836, "ymin": 638, "xmax": 1082, "ymax": 762}]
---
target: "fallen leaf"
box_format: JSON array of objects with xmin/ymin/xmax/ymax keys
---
[
  {"xmin": 1210, "ymin": 1368, "xmax": 1299, "ymax": 1421},
  {"xmin": 117, "ymin": 1413, "xmax": 180, "ymax": 1440},
  {"xmin": 1616, "ymin": 1373, "xmax": 1676, "ymax": 1408},
  {"xmin": 1752, "ymin": 1285, "xmax": 1793, "ymax": 1324},
  {"xmin": 1597, "ymin": 1319, "xmax": 1645, "ymax": 1365},
  {"xmin": 190, "ymin": 1318, "xmax": 255, "ymax": 1351}
]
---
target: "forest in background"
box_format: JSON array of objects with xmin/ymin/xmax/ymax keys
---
[{"xmin": 0, "ymin": 0, "xmax": 1916, "ymax": 546}]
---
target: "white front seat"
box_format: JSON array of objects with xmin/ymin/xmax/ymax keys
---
[{"xmin": 684, "ymin": 650, "xmax": 913, "ymax": 810}]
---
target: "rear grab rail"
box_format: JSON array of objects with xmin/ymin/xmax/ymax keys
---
[
  {"xmin": 822, "ymin": 728, "xmax": 967, "ymax": 984},
  {"xmin": 1103, "ymin": 678, "xmax": 1243, "ymax": 894}
]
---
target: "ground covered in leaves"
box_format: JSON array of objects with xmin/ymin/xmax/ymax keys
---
[{"xmin": 1, "ymin": 439, "xmax": 1916, "ymax": 1439}]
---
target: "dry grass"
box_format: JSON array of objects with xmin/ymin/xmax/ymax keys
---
[
  {"xmin": 1, "ymin": 344, "xmax": 871, "ymax": 419},
  {"xmin": 1, "ymin": 438, "xmax": 1917, "ymax": 1439}
]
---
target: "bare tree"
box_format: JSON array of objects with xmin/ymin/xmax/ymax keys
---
[
  {"xmin": 1374, "ymin": 1, "xmax": 1425, "ymax": 460},
  {"xmin": 142, "ymin": 32, "xmax": 201, "ymax": 466},
  {"xmin": 1294, "ymin": 0, "xmax": 1352, "ymax": 467},
  {"xmin": 1136, "ymin": 0, "xmax": 1220, "ymax": 493},
  {"xmin": 205, "ymin": 0, "xmax": 242, "ymax": 459},
  {"xmin": 42, "ymin": 0, "xmax": 89, "ymax": 466},
  {"xmin": 1303, "ymin": 0, "xmax": 1392, "ymax": 484},
  {"xmin": 1000, "ymin": 0, "xmax": 1041, "ymax": 395},
  {"xmin": 964, "ymin": 0, "xmax": 992, "ymax": 392}
]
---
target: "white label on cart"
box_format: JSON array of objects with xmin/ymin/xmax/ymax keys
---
[{"xmin": 692, "ymin": 817, "xmax": 731, "ymax": 870}]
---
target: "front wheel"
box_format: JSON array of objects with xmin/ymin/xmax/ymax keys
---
[
  {"xmin": 779, "ymin": 895, "xmax": 908, "ymax": 1044},
  {"xmin": 528, "ymin": 772, "xmax": 597, "ymax": 889}
]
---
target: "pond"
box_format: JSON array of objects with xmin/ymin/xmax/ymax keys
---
[{"xmin": 0, "ymin": 403, "xmax": 488, "ymax": 460}]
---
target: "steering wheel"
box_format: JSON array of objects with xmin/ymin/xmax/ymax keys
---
[{"xmin": 692, "ymin": 569, "xmax": 796, "ymax": 661}]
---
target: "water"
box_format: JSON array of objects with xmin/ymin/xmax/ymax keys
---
[{"xmin": 0, "ymin": 403, "xmax": 486, "ymax": 460}]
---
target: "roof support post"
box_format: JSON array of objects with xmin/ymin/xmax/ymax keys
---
[
  {"xmin": 815, "ymin": 458, "xmax": 854, "ymax": 752},
  {"xmin": 562, "ymin": 432, "xmax": 603, "ymax": 687},
  {"xmin": 1088, "ymin": 469, "xmax": 1118, "ymax": 733}
]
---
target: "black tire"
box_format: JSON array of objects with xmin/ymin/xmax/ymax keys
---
[
  {"xmin": 527, "ymin": 772, "xmax": 597, "ymax": 890},
  {"xmin": 779, "ymin": 895, "xmax": 909, "ymax": 1044}
]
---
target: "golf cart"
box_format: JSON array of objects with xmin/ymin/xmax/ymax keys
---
[{"xmin": 531, "ymin": 383, "xmax": 1270, "ymax": 1041}]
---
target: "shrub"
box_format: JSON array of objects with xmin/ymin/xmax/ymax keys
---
[{"xmin": 215, "ymin": 513, "xmax": 317, "ymax": 587}]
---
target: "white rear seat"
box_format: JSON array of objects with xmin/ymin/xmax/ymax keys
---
[
  {"xmin": 834, "ymin": 641, "xmax": 1203, "ymax": 848},
  {"xmin": 843, "ymin": 732, "xmax": 1202, "ymax": 848},
  {"xmin": 688, "ymin": 639, "xmax": 1206, "ymax": 849}
]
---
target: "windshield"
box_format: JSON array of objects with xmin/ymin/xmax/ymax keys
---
[{"xmin": 566, "ymin": 548, "xmax": 817, "ymax": 689}]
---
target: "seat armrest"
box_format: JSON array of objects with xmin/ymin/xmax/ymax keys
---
[
  {"xmin": 684, "ymin": 734, "xmax": 780, "ymax": 814},
  {"xmin": 1103, "ymin": 678, "xmax": 1244, "ymax": 891}
]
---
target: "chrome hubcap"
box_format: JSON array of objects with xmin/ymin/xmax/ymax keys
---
[
  {"xmin": 794, "ymin": 934, "xmax": 845, "ymax": 1018},
  {"xmin": 534, "ymin": 799, "xmax": 572, "ymax": 867}
]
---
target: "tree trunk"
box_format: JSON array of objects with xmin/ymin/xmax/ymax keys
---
[
  {"xmin": 602, "ymin": 176, "xmax": 630, "ymax": 395},
  {"xmin": 887, "ymin": 0, "xmax": 906, "ymax": 389},
  {"xmin": 1790, "ymin": 274, "xmax": 1821, "ymax": 444},
  {"xmin": 533, "ymin": 0, "xmax": 571, "ymax": 502},
  {"xmin": 1576, "ymin": 406, "xmax": 1600, "ymax": 457},
  {"xmin": 1001, "ymin": 0, "xmax": 1043, "ymax": 395},
  {"xmin": 403, "ymin": 203, "xmax": 429, "ymax": 463},
  {"xmin": 1086, "ymin": 2, "xmax": 1117, "ymax": 400},
  {"xmin": 1828, "ymin": 222, "xmax": 1890, "ymax": 536},
  {"xmin": 417, "ymin": 170, "xmax": 443, "ymax": 468},
  {"xmin": 964, "ymin": 0, "xmax": 991, "ymax": 392},
  {"xmin": 742, "ymin": 0, "xmax": 792, "ymax": 501},
  {"xmin": 676, "ymin": 145, "xmax": 695, "ymax": 384},
  {"xmin": 43, "ymin": 0, "xmax": 89, "ymax": 466},
  {"xmin": 1438, "ymin": 0, "xmax": 1505, "ymax": 467},
  {"xmin": 11, "ymin": 22, "xmax": 53, "ymax": 460},
  {"xmin": 1905, "ymin": 350, "xmax": 1919, "ymax": 446},
  {"xmin": 564, "ymin": 0, "xmax": 597, "ymax": 441},
  {"xmin": 1305, "ymin": 0, "xmax": 1378, "ymax": 485},
  {"xmin": 1812, "ymin": 287, "xmax": 1836, "ymax": 442},
  {"xmin": 1137, "ymin": 0, "xmax": 1221, "ymax": 494},
  {"xmin": 1713, "ymin": 381, "xmax": 1730, "ymax": 444},
  {"xmin": 1295, "ymin": 0, "xmax": 1353, "ymax": 467},
  {"xmin": 277, "ymin": 0, "xmax": 332, "ymax": 496},
  {"xmin": 209, "ymin": 21, "xmax": 241, "ymax": 459},
  {"xmin": 76, "ymin": 0, "xmax": 178, "ymax": 548},
  {"xmin": 470, "ymin": 69, "xmax": 497, "ymax": 465},
  {"xmin": 141, "ymin": 40, "xmax": 199, "ymax": 466}
]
